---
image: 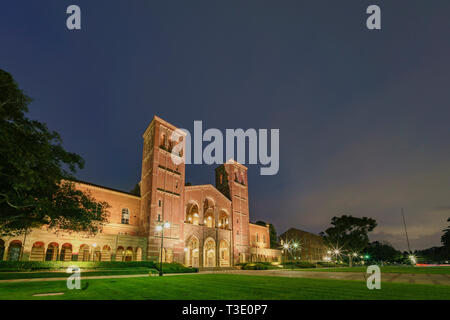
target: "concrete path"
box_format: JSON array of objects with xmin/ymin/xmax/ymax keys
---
[
  {"xmin": 0, "ymin": 269, "xmax": 449, "ymax": 286},
  {"xmin": 199, "ymin": 269, "xmax": 450, "ymax": 286}
]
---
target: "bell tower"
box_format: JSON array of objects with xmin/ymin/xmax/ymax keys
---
[
  {"xmin": 140, "ymin": 116, "xmax": 186, "ymax": 263},
  {"xmin": 215, "ymin": 159, "xmax": 250, "ymax": 264}
]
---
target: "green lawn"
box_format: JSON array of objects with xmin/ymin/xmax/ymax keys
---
[
  {"xmin": 0, "ymin": 274, "xmax": 449, "ymax": 300},
  {"xmin": 297, "ymin": 266, "xmax": 450, "ymax": 274}
]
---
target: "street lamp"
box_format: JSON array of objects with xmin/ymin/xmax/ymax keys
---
[{"xmin": 156, "ymin": 220, "xmax": 170, "ymax": 276}]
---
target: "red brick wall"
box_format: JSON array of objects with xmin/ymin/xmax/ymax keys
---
[
  {"xmin": 74, "ymin": 182, "xmax": 141, "ymax": 236},
  {"xmin": 249, "ymin": 223, "xmax": 270, "ymax": 249}
]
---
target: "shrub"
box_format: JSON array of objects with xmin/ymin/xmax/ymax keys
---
[
  {"xmin": 154, "ymin": 262, "xmax": 198, "ymax": 273},
  {"xmin": 241, "ymin": 263, "xmax": 269, "ymax": 270},
  {"xmin": 0, "ymin": 261, "xmax": 157, "ymax": 272}
]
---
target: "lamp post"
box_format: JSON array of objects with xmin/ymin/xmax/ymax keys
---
[{"xmin": 156, "ymin": 220, "xmax": 170, "ymax": 276}]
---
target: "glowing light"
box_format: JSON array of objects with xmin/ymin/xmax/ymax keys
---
[
  {"xmin": 156, "ymin": 225, "xmax": 162, "ymax": 232},
  {"xmin": 283, "ymin": 243, "xmax": 289, "ymax": 249},
  {"xmin": 164, "ymin": 222, "xmax": 170, "ymax": 229},
  {"xmin": 92, "ymin": 243, "xmax": 97, "ymax": 248},
  {"xmin": 333, "ymin": 249, "xmax": 340, "ymax": 255},
  {"xmin": 352, "ymin": 252, "xmax": 357, "ymax": 257},
  {"xmin": 327, "ymin": 250, "xmax": 331, "ymax": 254},
  {"xmin": 183, "ymin": 247, "xmax": 188, "ymax": 252}
]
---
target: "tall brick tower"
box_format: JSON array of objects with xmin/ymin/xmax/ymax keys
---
[
  {"xmin": 215, "ymin": 159, "xmax": 250, "ymax": 264},
  {"xmin": 140, "ymin": 116, "xmax": 186, "ymax": 263}
]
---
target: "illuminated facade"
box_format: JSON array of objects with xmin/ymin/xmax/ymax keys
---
[{"xmin": 0, "ymin": 116, "xmax": 281, "ymax": 266}]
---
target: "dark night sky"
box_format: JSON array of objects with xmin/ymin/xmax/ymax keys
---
[{"xmin": 1, "ymin": 1, "xmax": 450, "ymax": 250}]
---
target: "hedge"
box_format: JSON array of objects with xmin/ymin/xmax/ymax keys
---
[
  {"xmin": 154, "ymin": 262, "xmax": 198, "ymax": 273},
  {"xmin": 240, "ymin": 263, "xmax": 269, "ymax": 270},
  {"xmin": 0, "ymin": 261, "xmax": 157, "ymax": 272}
]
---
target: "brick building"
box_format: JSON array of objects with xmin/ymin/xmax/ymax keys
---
[
  {"xmin": 279, "ymin": 228, "xmax": 328, "ymax": 262},
  {"xmin": 0, "ymin": 116, "xmax": 281, "ymax": 266}
]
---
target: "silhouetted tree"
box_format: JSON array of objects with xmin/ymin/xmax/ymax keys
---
[
  {"xmin": 0, "ymin": 69, "xmax": 109, "ymax": 236},
  {"xmin": 320, "ymin": 215, "xmax": 377, "ymax": 252},
  {"xmin": 130, "ymin": 183, "xmax": 140, "ymax": 196}
]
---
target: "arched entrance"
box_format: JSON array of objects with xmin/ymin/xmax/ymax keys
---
[
  {"xmin": 60, "ymin": 243, "xmax": 72, "ymax": 261},
  {"xmin": 135, "ymin": 247, "xmax": 142, "ymax": 261},
  {"xmin": 45, "ymin": 242, "xmax": 59, "ymax": 261},
  {"xmin": 185, "ymin": 237, "xmax": 199, "ymax": 267},
  {"xmin": 203, "ymin": 238, "xmax": 216, "ymax": 267},
  {"xmin": 219, "ymin": 240, "xmax": 230, "ymax": 267},
  {"xmin": 30, "ymin": 242, "xmax": 45, "ymax": 261},
  {"xmin": 7, "ymin": 240, "xmax": 22, "ymax": 261},
  {"xmin": 78, "ymin": 244, "xmax": 90, "ymax": 261},
  {"xmin": 125, "ymin": 247, "xmax": 133, "ymax": 261},
  {"xmin": 93, "ymin": 245, "xmax": 101, "ymax": 261},
  {"xmin": 101, "ymin": 245, "xmax": 111, "ymax": 261},
  {"xmin": 115, "ymin": 246, "xmax": 124, "ymax": 261}
]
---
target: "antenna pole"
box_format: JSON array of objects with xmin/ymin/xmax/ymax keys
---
[{"xmin": 401, "ymin": 208, "xmax": 412, "ymax": 253}]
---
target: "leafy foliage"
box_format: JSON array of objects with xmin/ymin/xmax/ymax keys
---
[
  {"xmin": 130, "ymin": 183, "xmax": 140, "ymax": 196},
  {"xmin": 366, "ymin": 241, "xmax": 403, "ymax": 262},
  {"xmin": 441, "ymin": 217, "xmax": 450, "ymax": 248},
  {"xmin": 320, "ymin": 215, "xmax": 377, "ymax": 252},
  {"xmin": 0, "ymin": 69, "xmax": 109, "ymax": 236}
]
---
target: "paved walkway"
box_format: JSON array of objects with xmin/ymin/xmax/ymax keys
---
[{"xmin": 1, "ymin": 269, "xmax": 449, "ymax": 286}]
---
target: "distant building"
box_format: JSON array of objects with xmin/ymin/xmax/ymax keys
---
[
  {"xmin": 249, "ymin": 223, "xmax": 281, "ymax": 262},
  {"xmin": 279, "ymin": 228, "xmax": 328, "ymax": 262}
]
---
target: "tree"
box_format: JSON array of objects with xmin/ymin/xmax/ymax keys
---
[
  {"xmin": 366, "ymin": 241, "xmax": 402, "ymax": 263},
  {"xmin": 130, "ymin": 183, "xmax": 140, "ymax": 196},
  {"xmin": 255, "ymin": 220, "xmax": 278, "ymax": 249},
  {"xmin": 320, "ymin": 215, "xmax": 377, "ymax": 254},
  {"xmin": 441, "ymin": 218, "xmax": 450, "ymax": 248},
  {"xmin": 0, "ymin": 69, "xmax": 109, "ymax": 236}
]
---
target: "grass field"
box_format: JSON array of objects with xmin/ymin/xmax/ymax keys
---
[
  {"xmin": 0, "ymin": 274, "xmax": 449, "ymax": 300},
  {"xmin": 297, "ymin": 266, "xmax": 450, "ymax": 274}
]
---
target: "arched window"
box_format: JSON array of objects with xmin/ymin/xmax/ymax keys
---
[
  {"xmin": 186, "ymin": 202, "xmax": 199, "ymax": 225},
  {"xmin": 121, "ymin": 208, "xmax": 130, "ymax": 224},
  {"xmin": 7, "ymin": 240, "xmax": 22, "ymax": 261},
  {"xmin": 218, "ymin": 210, "xmax": 229, "ymax": 229}
]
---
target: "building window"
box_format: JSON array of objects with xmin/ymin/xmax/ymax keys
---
[
  {"xmin": 157, "ymin": 214, "xmax": 161, "ymax": 222},
  {"xmin": 175, "ymin": 181, "xmax": 178, "ymax": 189},
  {"xmin": 256, "ymin": 233, "xmax": 259, "ymax": 242},
  {"xmin": 219, "ymin": 174, "xmax": 223, "ymax": 184},
  {"xmin": 158, "ymin": 200, "xmax": 162, "ymax": 207},
  {"xmin": 121, "ymin": 208, "xmax": 130, "ymax": 224}
]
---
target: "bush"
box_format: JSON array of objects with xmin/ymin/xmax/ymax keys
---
[
  {"xmin": 154, "ymin": 262, "xmax": 198, "ymax": 273},
  {"xmin": 241, "ymin": 263, "xmax": 269, "ymax": 270},
  {"xmin": 0, "ymin": 261, "xmax": 157, "ymax": 272}
]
